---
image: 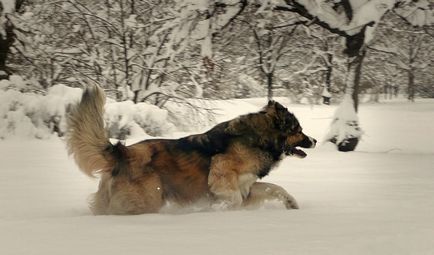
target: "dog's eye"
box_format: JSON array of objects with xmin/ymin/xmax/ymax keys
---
[{"xmin": 289, "ymin": 126, "xmax": 301, "ymax": 134}]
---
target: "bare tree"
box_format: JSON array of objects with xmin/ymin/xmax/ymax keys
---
[
  {"xmin": 239, "ymin": 13, "xmax": 303, "ymax": 100},
  {"xmin": 0, "ymin": 0, "xmax": 27, "ymax": 78}
]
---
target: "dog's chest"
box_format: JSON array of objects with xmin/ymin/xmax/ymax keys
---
[{"xmin": 238, "ymin": 173, "xmax": 258, "ymax": 199}]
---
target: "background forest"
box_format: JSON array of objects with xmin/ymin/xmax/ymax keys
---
[
  {"xmin": 1, "ymin": 0, "xmax": 431, "ymax": 99},
  {"xmin": 0, "ymin": 0, "xmax": 433, "ymax": 148}
]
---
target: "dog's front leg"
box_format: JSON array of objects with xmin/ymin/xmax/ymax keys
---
[
  {"xmin": 208, "ymin": 154, "xmax": 243, "ymax": 209},
  {"xmin": 243, "ymin": 182, "xmax": 299, "ymax": 209}
]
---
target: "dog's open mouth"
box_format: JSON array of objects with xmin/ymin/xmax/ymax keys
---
[{"xmin": 285, "ymin": 147, "xmax": 307, "ymax": 158}]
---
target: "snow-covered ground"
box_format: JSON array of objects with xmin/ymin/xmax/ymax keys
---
[{"xmin": 1, "ymin": 99, "xmax": 434, "ymax": 255}]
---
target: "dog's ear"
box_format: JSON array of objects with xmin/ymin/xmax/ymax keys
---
[
  {"xmin": 271, "ymin": 101, "xmax": 289, "ymax": 121},
  {"xmin": 274, "ymin": 102, "xmax": 287, "ymax": 114},
  {"xmin": 272, "ymin": 102, "xmax": 299, "ymax": 132},
  {"xmin": 262, "ymin": 100, "xmax": 277, "ymax": 115}
]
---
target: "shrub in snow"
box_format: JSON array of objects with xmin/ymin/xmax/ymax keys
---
[
  {"xmin": 104, "ymin": 100, "xmax": 177, "ymax": 139},
  {"xmin": 104, "ymin": 100, "xmax": 137, "ymax": 140},
  {"xmin": 0, "ymin": 107, "xmax": 50, "ymax": 139},
  {"xmin": 165, "ymin": 100, "xmax": 216, "ymax": 133},
  {"xmin": 0, "ymin": 89, "xmax": 45, "ymax": 139},
  {"xmin": 0, "ymin": 80, "xmax": 205, "ymax": 140},
  {"xmin": 324, "ymin": 95, "xmax": 363, "ymax": 151},
  {"xmin": 133, "ymin": 103, "xmax": 176, "ymax": 137},
  {"xmin": 0, "ymin": 83, "xmax": 82, "ymax": 139},
  {"xmin": 43, "ymin": 85, "xmax": 83, "ymax": 136}
]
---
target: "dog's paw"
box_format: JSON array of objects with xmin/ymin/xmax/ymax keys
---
[
  {"xmin": 211, "ymin": 190, "xmax": 243, "ymax": 210},
  {"xmin": 284, "ymin": 197, "xmax": 299, "ymax": 209},
  {"xmin": 211, "ymin": 201, "xmax": 231, "ymax": 211}
]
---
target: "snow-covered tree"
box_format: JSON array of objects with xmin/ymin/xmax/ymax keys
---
[
  {"xmin": 0, "ymin": 0, "xmax": 26, "ymax": 79},
  {"xmin": 237, "ymin": 10, "xmax": 305, "ymax": 100},
  {"xmin": 367, "ymin": 13, "xmax": 433, "ymax": 101},
  {"xmin": 13, "ymin": 0, "xmax": 209, "ymax": 104},
  {"xmin": 284, "ymin": 0, "xmax": 432, "ymax": 150},
  {"xmin": 390, "ymin": 30, "xmax": 432, "ymax": 102},
  {"xmin": 288, "ymin": 0, "xmax": 432, "ymax": 150}
]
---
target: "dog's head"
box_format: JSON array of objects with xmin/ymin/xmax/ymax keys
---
[{"xmin": 263, "ymin": 100, "xmax": 316, "ymax": 158}]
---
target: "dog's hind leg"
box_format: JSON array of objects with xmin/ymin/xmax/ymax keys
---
[
  {"xmin": 108, "ymin": 172, "xmax": 164, "ymax": 215},
  {"xmin": 89, "ymin": 173, "xmax": 112, "ymax": 215},
  {"xmin": 243, "ymin": 182, "xmax": 299, "ymax": 209}
]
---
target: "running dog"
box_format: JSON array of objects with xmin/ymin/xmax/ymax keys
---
[{"xmin": 66, "ymin": 85, "xmax": 316, "ymax": 214}]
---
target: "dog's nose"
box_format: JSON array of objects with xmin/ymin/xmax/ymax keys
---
[{"xmin": 309, "ymin": 137, "xmax": 317, "ymax": 148}]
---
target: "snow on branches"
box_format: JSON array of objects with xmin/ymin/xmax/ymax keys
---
[
  {"xmin": 168, "ymin": 0, "xmax": 433, "ymax": 58},
  {"xmin": 166, "ymin": 0, "xmax": 246, "ymax": 59}
]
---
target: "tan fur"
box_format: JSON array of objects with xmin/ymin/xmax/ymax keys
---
[
  {"xmin": 107, "ymin": 172, "xmax": 163, "ymax": 215},
  {"xmin": 286, "ymin": 133, "xmax": 304, "ymax": 146},
  {"xmin": 208, "ymin": 142, "xmax": 275, "ymax": 207},
  {"xmin": 89, "ymin": 146, "xmax": 161, "ymax": 215},
  {"xmin": 243, "ymin": 182, "xmax": 299, "ymax": 209},
  {"xmin": 89, "ymin": 173, "xmax": 111, "ymax": 214},
  {"xmin": 66, "ymin": 85, "xmax": 111, "ymax": 177},
  {"xmin": 89, "ymin": 172, "xmax": 164, "ymax": 215}
]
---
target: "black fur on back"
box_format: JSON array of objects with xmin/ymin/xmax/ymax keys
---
[
  {"xmin": 177, "ymin": 121, "xmax": 236, "ymax": 155},
  {"xmin": 176, "ymin": 107, "xmax": 291, "ymax": 160}
]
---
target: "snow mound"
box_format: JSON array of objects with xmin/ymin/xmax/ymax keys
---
[
  {"xmin": 0, "ymin": 83, "xmax": 82, "ymax": 139},
  {"xmin": 324, "ymin": 95, "xmax": 363, "ymax": 144},
  {"xmin": 104, "ymin": 100, "xmax": 176, "ymax": 139}
]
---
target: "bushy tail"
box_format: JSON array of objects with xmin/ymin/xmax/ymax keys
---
[{"xmin": 66, "ymin": 85, "xmax": 116, "ymax": 177}]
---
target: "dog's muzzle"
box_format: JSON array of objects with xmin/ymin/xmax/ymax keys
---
[
  {"xmin": 285, "ymin": 135, "xmax": 316, "ymax": 158},
  {"xmin": 306, "ymin": 136, "xmax": 317, "ymax": 148}
]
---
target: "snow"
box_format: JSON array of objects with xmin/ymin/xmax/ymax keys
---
[
  {"xmin": 0, "ymin": 84, "xmax": 83, "ymax": 139},
  {"xmin": 349, "ymin": 0, "xmax": 393, "ymax": 43},
  {"xmin": 293, "ymin": 0, "xmax": 433, "ymax": 45},
  {"xmin": 0, "ymin": 83, "xmax": 180, "ymax": 139},
  {"xmin": 324, "ymin": 94, "xmax": 363, "ymax": 143},
  {"xmin": 394, "ymin": 0, "xmax": 433, "ymax": 27},
  {"xmin": 296, "ymin": 0, "xmax": 348, "ymax": 31},
  {"xmin": 1, "ymin": 99, "xmax": 434, "ymax": 255},
  {"xmin": 215, "ymin": 0, "xmax": 243, "ymax": 28},
  {"xmin": 0, "ymin": 0, "xmax": 15, "ymax": 13}
]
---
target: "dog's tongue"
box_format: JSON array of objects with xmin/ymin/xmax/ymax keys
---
[{"xmin": 292, "ymin": 148, "xmax": 307, "ymax": 158}]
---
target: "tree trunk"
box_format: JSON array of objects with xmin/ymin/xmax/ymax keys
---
[
  {"xmin": 346, "ymin": 48, "xmax": 366, "ymax": 112},
  {"xmin": 407, "ymin": 70, "xmax": 415, "ymax": 102},
  {"xmin": 266, "ymin": 72, "xmax": 273, "ymax": 101},
  {"xmin": 326, "ymin": 48, "xmax": 366, "ymax": 152},
  {"xmin": 0, "ymin": 21, "xmax": 15, "ymax": 79},
  {"xmin": 0, "ymin": 0, "xmax": 28, "ymax": 78},
  {"xmin": 133, "ymin": 90, "xmax": 139, "ymax": 103},
  {"xmin": 325, "ymin": 53, "xmax": 333, "ymax": 91},
  {"xmin": 322, "ymin": 52, "xmax": 333, "ymax": 105}
]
